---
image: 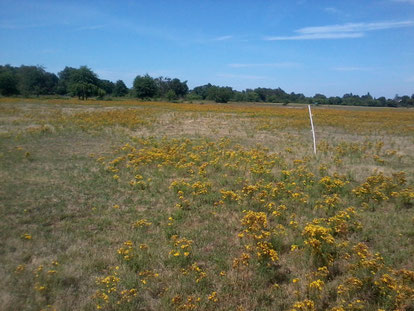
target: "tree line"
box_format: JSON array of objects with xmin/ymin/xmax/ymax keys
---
[{"xmin": 0, "ymin": 64, "xmax": 413, "ymax": 107}]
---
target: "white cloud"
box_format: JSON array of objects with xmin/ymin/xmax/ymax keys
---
[
  {"xmin": 265, "ymin": 20, "xmax": 414, "ymax": 41},
  {"xmin": 265, "ymin": 32, "xmax": 364, "ymax": 40},
  {"xmin": 228, "ymin": 62, "xmax": 300, "ymax": 68},
  {"xmin": 298, "ymin": 21, "xmax": 414, "ymax": 34}
]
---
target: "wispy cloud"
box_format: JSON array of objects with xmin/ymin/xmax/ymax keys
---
[
  {"xmin": 265, "ymin": 20, "xmax": 414, "ymax": 41},
  {"xmin": 265, "ymin": 32, "xmax": 364, "ymax": 40},
  {"xmin": 392, "ymin": 0, "xmax": 414, "ymax": 4},
  {"xmin": 213, "ymin": 35, "xmax": 233, "ymax": 41},
  {"xmin": 299, "ymin": 21, "xmax": 414, "ymax": 34},
  {"xmin": 217, "ymin": 73, "xmax": 268, "ymax": 80},
  {"xmin": 0, "ymin": 21, "xmax": 46, "ymax": 29},
  {"xmin": 324, "ymin": 7, "xmax": 340, "ymax": 14},
  {"xmin": 75, "ymin": 25, "xmax": 105, "ymax": 31},
  {"xmin": 228, "ymin": 62, "xmax": 300, "ymax": 68},
  {"xmin": 406, "ymin": 75, "xmax": 414, "ymax": 82},
  {"xmin": 332, "ymin": 67, "xmax": 372, "ymax": 72}
]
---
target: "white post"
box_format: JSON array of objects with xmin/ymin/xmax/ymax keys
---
[{"xmin": 308, "ymin": 105, "xmax": 316, "ymax": 155}]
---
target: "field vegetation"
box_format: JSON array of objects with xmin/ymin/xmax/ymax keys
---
[{"xmin": 0, "ymin": 98, "xmax": 413, "ymax": 310}]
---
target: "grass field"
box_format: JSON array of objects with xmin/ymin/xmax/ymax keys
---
[{"xmin": 0, "ymin": 98, "xmax": 413, "ymax": 311}]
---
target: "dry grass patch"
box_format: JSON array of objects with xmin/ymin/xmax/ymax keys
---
[{"xmin": 0, "ymin": 99, "xmax": 413, "ymax": 310}]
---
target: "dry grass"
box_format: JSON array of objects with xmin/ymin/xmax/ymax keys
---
[{"xmin": 0, "ymin": 98, "xmax": 413, "ymax": 311}]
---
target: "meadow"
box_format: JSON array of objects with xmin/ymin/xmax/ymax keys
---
[{"xmin": 0, "ymin": 98, "xmax": 413, "ymax": 311}]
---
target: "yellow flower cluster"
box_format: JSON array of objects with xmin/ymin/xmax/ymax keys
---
[
  {"xmin": 319, "ymin": 176, "xmax": 348, "ymax": 193},
  {"xmin": 117, "ymin": 240, "xmax": 135, "ymax": 261},
  {"xmin": 93, "ymin": 266, "xmax": 144, "ymax": 309},
  {"xmin": 290, "ymin": 299, "xmax": 316, "ymax": 311},
  {"xmin": 352, "ymin": 171, "xmax": 408, "ymax": 204},
  {"xmin": 170, "ymin": 235, "xmax": 193, "ymax": 257},
  {"xmin": 83, "ymin": 132, "xmax": 414, "ymax": 311},
  {"xmin": 132, "ymin": 218, "xmax": 152, "ymax": 228}
]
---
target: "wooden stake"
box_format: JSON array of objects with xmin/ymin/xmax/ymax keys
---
[{"xmin": 308, "ymin": 105, "xmax": 316, "ymax": 155}]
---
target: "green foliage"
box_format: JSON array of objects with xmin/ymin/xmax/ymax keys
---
[
  {"xmin": 70, "ymin": 83, "xmax": 100, "ymax": 100},
  {"xmin": 57, "ymin": 66, "xmax": 78, "ymax": 95},
  {"xmin": 253, "ymin": 87, "xmax": 294, "ymax": 103},
  {"xmin": 169, "ymin": 78, "xmax": 188, "ymax": 97},
  {"xmin": 113, "ymin": 80, "xmax": 129, "ymax": 97},
  {"xmin": 17, "ymin": 66, "xmax": 58, "ymax": 96},
  {"xmin": 99, "ymin": 80, "xmax": 115, "ymax": 96},
  {"xmin": 154, "ymin": 76, "xmax": 188, "ymax": 99},
  {"xmin": 0, "ymin": 63, "xmax": 413, "ymax": 107},
  {"xmin": 56, "ymin": 66, "xmax": 105, "ymax": 100},
  {"xmin": 166, "ymin": 90, "xmax": 178, "ymax": 101},
  {"xmin": 133, "ymin": 74, "xmax": 158, "ymax": 99},
  {"xmin": 245, "ymin": 90, "xmax": 260, "ymax": 102},
  {"xmin": 207, "ymin": 86, "xmax": 234, "ymax": 103},
  {"xmin": 313, "ymin": 93, "xmax": 327, "ymax": 105},
  {"xmin": 67, "ymin": 66, "xmax": 104, "ymax": 100},
  {"xmin": 185, "ymin": 93, "xmax": 203, "ymax": 101},
  {"xmin": 190, "ymin": 83, "xmax": 212, "ymax": 100},
  {"xmin": 0, "ymin": 70, "xmax": 19, "ymax": 96}
]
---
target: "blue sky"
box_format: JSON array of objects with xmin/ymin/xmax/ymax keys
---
[{"xmin": 0, "ymin": 0, "xmax": 413, "ymax": 97}]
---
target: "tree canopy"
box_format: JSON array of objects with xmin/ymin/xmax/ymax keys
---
[
  {"xmin": 0, "ymin": 63, "xmax": 413, "ymax": 107},
  {"xmin": 133, "ymin": 75, "xmax": 158, "ymax": 99},
  {"xmin": 113, "ymin": 80, "xmax": 129, "ymax": 97}
]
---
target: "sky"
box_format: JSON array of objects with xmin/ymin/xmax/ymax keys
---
[{"xmin": 0, "ymin": 0, "xmax": 413, "ymax": 98}]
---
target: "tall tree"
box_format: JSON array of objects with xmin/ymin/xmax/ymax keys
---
[
  {"xmin": 0, "ymin": 66, "xmax": 19, "ymax": 96},
  {"xmin": 169, "ymin": 78, "xmax": 188, "ymax": 97},
  {"xmin": 99, "ymin": 80, "xmax": 115, "ymax": 95},
  {"xmin": 68, "ymin": 66, "xmax": 102, "ymax": 100},
  {"xmin": 206, "ymin": 86, "xmax": 233, "ymax": 103},
  {"xmin": 17, "ymin": 65, "xmax": 58, "ymax": 96},
  {"xmin": 133, "ymin": 74, "xmax": 158, "ymax": 99},
  {"xmin": 57, "ymin": 67, "xmax": 78, "ymax": 95},
  {"xmin": 113, "ymin": 80, "xmax": 129, "ymax": 97},
  {"xmin": 191, "ymin": 83, "xmax": 213, "ymax": 100}
]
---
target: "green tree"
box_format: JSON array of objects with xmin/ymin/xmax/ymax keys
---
[
  {"xmin": 169, "ymin": 78, "xmax": 188, "ymax": 97},
  {"xmin": 57, "ymin": 66, "xmax": 78, "ymax": 95},
  {"xmin": 154, "ymin": 76, "xmax": 171, "ymax": 97},
  {"xmin": 153, "ymin": 77, "xmax": 188, "ymax": 99},
  {"xmin": 133, "ymin": 74, "xmax": 158, "ymax": 99},
  {"xmin": 98, "ymin": 80, "xmax": 115, "ymax": 96},
  {"xmin": 207, "ymin": 86, "xmax": 233, "ymax": 103},
  {"xmin": 17, "ymin": 65, "xmax": 58, "ymax": 96},
  {"xmin": 0, "ymin": 70, "xmax": 19, "ymax": 96},
  {"xmin": 313, "ymin": 93, "xmax": 327, "ymax": 105},
  {"xmin": 42, "ymin": 72, "xmax": 59, "ymax": 94},
  {"xmin": 166, "ymin": 89, "xmax": 177, "ymax": 101},
  {"xmin": 67, "ymin": 66, "xmax": 103, "ymax": 100},
  {"xmin": 113, "ymin": 80, "xmax": 129, "ymax": 97},
  {"xmin": 233, "ymin": 91, "xmax": 246, "ymax": 102},
  {"xmin": 245, "ymin": 90, "xmax": 260, "ymax": 102},
  {"xmin": 191, "ymin": 83, "xmax": 213, "ymax": 100}
]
